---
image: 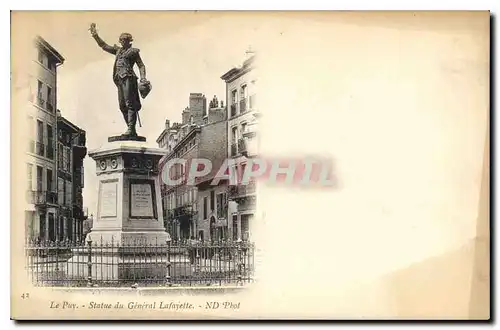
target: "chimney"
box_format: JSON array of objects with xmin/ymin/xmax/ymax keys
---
[
  {"xmin": 189, "ymin": 93, "xmax": 206, "ymax": 125},
  {"xmin": 165, "ymin": 119, "xmax": 170, "ymax": 129},
  {"xmin": 182, "ymin": 107, "xmax": 191, "ymax": 124}
]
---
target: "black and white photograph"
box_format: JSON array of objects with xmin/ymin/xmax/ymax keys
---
[{"xmin": 10, "ymin": 10, "xmax": 490, "ymax": 320}]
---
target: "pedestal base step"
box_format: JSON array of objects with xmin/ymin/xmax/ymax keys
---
[{"xmin": 108, "ymin": 135, "xmax": 146, "ymax": 142}]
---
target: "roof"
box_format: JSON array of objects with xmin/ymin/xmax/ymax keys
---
[
  {"xmin": 57, "ymin": 113, "xmax": 84, "ymax": 133},
  {"xmin": 35, "ymin": 35, "xmax": 65, "ymax": 64},
  {"xmin": 220, "ymin": 55, "xmax": 255, "ymax": 83}
]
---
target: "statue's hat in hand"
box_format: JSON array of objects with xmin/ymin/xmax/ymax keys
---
[{"xmin": 139, "ymin": 80, "xmax": 152, "ymax": 99}]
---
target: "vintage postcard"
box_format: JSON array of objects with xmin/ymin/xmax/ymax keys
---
[{"xmin": 10, "ymin": 11, "xmax": 490, "ymax": 320}]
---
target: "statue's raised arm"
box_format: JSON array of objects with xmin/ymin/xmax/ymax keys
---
[{"xmin": 89, "ymin": 23, "xmax": 118, "ymax": 55}]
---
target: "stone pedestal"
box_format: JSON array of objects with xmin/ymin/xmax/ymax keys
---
[
  {"xmin": 87, "ymin": 139, "xmax": 169, "ymax": 244},
  {"xmin": 65, "ymin": 139, "xmax": 192, "ymax": 282}
]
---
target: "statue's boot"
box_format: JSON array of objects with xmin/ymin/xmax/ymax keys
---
[
  {"xmin": 121, "ymin": 111, "xmax": 128, "ymax": 125},
  {"xmin": 123, "ymin": 110, "xmax": 138, "ymax": 137}
]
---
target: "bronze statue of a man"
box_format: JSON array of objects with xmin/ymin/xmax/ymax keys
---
[{"xmin": 89, "ymin": 23, "xmax": 151, "ymax": 138}]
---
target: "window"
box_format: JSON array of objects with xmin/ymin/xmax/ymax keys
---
[
  {"xmin": 240, "ymin": 84, "xmax": 247, "ymax": 99},
  {"xmin": 46, "ymin": 169, "xmax": 53, "ymax": 192},
  {"xmin": 210, "ymin": 190, "xmax": 215, "ymax": 211},
  {"xmin": 47, "ymin": 86, "xmax": 52, "ymax": 106},
  {"xmin": 231, "ymin": 126, "xmax": 238, "ymax": 142},
  {"xmin": 65, "ymin": 180, "xmax": 72, "ymax": 206},
  {"xmin": 47, "ymin": 124, "xmax": 53, "ymax": 141},
  {"xmin": 203, "ymin": 197, "xmax": 208, "ymax": 219},
  {"xmin": 27, "ymin": 164, "xmax": 33, "ymax": 190},
  {"xmin": 37, "ymin": 48, "xmax": 44, "ymax": 64},
  {"xmin": 240, "ymin": 163, "xmax": 247, "ymax": 184},
  {"xmin": 216, "ymin": 193, "xmax": 225, "ymax": 217},
  {"xmin": 36, "ymin": 166, "xmax": 43, "ymax": 191},
  {"xmin": 47, "ymin": 124, "xmax": 54, "ymax": 159},
  {"xmin": 241, "ymin": 215, "xmax": 250, "ymax": 241},
  {"xmin": 36, "ymin": 120, "xmax": 43, "ymax": 142},
  {"xmin": 36, "ymin": 120, "xmax": 44, "ymax": 157},
  {"xmin": 241, "ymin": 122, "xmax": 247, "ymax": 134},
  {"xmin": 231, "ymin": 89, "xmax": 237, "ymax": 104},
  {"xmin": 58, "ymin": 143, "xmax": 64, "ymax": 168},
  {"xmin": 66, "ymin": 147, "xmax": 71, "ymax": 171},
  {"xmin": 37, "ymin": 80, "xmax": 43, "ymax": 99},
  {"xmin": 62, "ymin": 147, "xmax": 68, "ymax": 172},
  {"xmin": 49, "ymin": 59, "xmax": 56, "ymax": 71}
]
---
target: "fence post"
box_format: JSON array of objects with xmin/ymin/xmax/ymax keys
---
[
  {"xmin": 54, "ymin": 240, "xmax": 59, "ymax": 273},
  {"xmin": 237, "ymin": 243, "xmax": 243, "ymax": 286},
  {"xmin": 87, "ymin": 239, "xmax": 93, "ymax": 287},
  {"xmin": 165, "ymin": 240, "xmax": 171, "ymax": 287}
]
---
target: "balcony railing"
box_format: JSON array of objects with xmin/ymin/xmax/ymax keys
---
[
  {"xmin": 36, "ymin": 142, "xmax": 45, "ymax": 157},
  {"xmin": 60, "ymin": 207, "xmax": 72, "ymax": 217},
  {"xmin": 229, "ymin": 181, "xmax": 256, "ymax": 198},
  {"xmin": 46, "ymin": 102, "xmax": 54, "ymax": 112},
  {"xmin": 230, "ymin": 103, "xmax": 237, "ymax": 117},
  {"xmin": 238, "ymin": 138, "xmax": 247, "ymax": 155},
  {"xmin": 173, "ymin": 204, "xmax": 194, "ymax": 218},
  {"xmin": 239, "ymin": 98, "xmax": 247, "ymax": 113},
  {"xmin": 32, "ymin": 191, "xmax": 58, "ymax": 205},
  {"xmin": 230, "ymin": 142, "xmax": 237, "ymax": 157}
]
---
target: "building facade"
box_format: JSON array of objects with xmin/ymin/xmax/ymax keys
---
[
  {"xmin": 158, "ymin": 93, "xmax": 207, "ymax": 240},
  {"xmin": 195, "ymin": 97, "xmax": 228, "ymax": 241},
  {"xmin": 221, "ymin": 54, "xmax": 258, "ymax": 242},
  {"xmin": 57, "ymin": 113, "xmax": 87, "ymax": 241},
  {"xmin": 24, "ymin": 36, "xmax": 64, "ymax": 242},
  {"xmin": 163, "ymin": 126, "xmax": 199, "ymax": 240},
  {"xmin": 156, "ymin": 120, "xmax": 182, "ymax": 152},
  {"xmin": 157, "ymin": 94, "xmax": 228, "ymax": 241}
]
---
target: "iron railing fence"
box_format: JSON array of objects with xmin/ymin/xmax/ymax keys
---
[{"xmin": 24, "ymin": 238, "xmax": 255, "ymax": 288}]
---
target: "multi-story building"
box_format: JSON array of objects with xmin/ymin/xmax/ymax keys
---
[
  {"xmin": 24, "ymin": 36, "xmax": 64, "ymax": 242},
  {"xmin": 156, "ymin": 120, "xmax": 182, "ymax": 152},
  {"xmin": 57, "ymin": 112, "xmax": 87, "ymax": 241},
  {"xmin": 195, "ymin": 97, "xmax": 228, "ymax": 241},
  {"xmin": 162, "ymin": 127, "xmax": 199, "ymax": 240},
  {"xmin": 158, "ymin": 93, "xmax": 207, "ymax": 239},
  {"xmin": 158, "ymin": 94, "xmax": 227, "ymax": 241},
  {"xmin": 220, "ymin": 53, "xmax": 258, "ymax": 242}
]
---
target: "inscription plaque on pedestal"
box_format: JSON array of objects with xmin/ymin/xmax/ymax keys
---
[
  {"xmin": 99, "ymin": 181, "xmax": 118, "ymax": 218},
  {"xmin": 130, "ymin": 182, "xmax": 155, "ymax": 218}
]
